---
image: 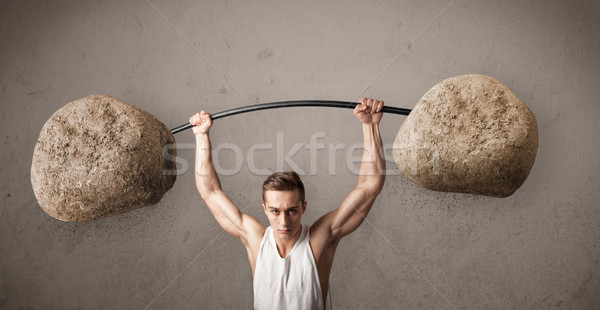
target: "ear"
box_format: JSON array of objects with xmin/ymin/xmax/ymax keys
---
[
  {"xmin": 262, "ymin": 202, "xmax": 267, "ymax": 213},
  {"xmin": 301, "ymin": 201, "xmax": 307, "ymax": 214}
]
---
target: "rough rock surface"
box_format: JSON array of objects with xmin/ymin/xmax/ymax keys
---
[
  {"xmin": 393, "ymin": 74, "xmax": 538, "ymax": 198},
  {"xmin": 31, "ymin": 94, "xmax": 177, "ymax": 221}
]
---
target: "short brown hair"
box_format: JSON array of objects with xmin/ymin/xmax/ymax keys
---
[{"xmin": 262, "ymin": 171, "xmax": 305, "ymax": 202}]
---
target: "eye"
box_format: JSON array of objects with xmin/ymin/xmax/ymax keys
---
[
  {"xmin": 289, "ymin": 209, "xmax": 297, "ymax": 214},
  {"xmin": 272, "ymin": 210, "xmax": 279, "ymax": 214}
]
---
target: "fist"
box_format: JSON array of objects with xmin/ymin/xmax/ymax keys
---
[
  {"xmin": 189, "ymin": 111, "xmax": 213, "ymax": 135},
  {"xmin": 354, "ymin": 97, "xmax": 384, "ymax": 124}
]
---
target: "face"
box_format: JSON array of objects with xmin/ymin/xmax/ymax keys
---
[{"xmin": 262, "ymin": 190, "xmax": 307, "ymax": 239}]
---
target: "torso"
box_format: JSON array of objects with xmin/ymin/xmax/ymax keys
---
[{"xmin": 244, "ymin": 223, "xmax": 338, "ymax": 310}]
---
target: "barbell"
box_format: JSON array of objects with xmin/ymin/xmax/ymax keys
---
[
  {"xmin": 169, "ymin": 100, "xmax": 412, "ymax": 134},
  {"xmin": 31, "ymin": 74, "xmax": 538, "ymax": 222}
]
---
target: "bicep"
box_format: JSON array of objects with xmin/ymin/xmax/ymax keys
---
[
  {"xmin": 203, "ymin": 190, "xmax": 262, "ymax": 241},
  {"xmin": 329, "ymin": 186, "xmax": 378, "ymax": 241}
]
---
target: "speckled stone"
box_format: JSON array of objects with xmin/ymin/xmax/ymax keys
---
[
  {"xmin": 393, "ymin": 74, "xmax": 538, "ymax": 198},
  {"xmin": 31, "ymin": 94, "xmax": 177, "ymax": 221}
]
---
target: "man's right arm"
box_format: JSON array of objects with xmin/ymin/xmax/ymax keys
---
[{"xmin": 190, "ymin": 111, "xmax": 263, "ymax": 244}]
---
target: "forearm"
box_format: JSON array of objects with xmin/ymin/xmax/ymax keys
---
[
  {"xmin": 195, "ymin": 133, "xmax": 223, "ymax": 198},
  {"xmin": 357, "ymin": 123, "xmax": 386, "ymax": 192}
]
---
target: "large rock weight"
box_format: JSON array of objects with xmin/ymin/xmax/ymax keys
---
[
  {"xmin": 393, "ymin": 74, "xmax": 538, "ymax": 198},
  {"xmin": 31, "ymin": 94, "xmax": 177, "ymax": 221}
]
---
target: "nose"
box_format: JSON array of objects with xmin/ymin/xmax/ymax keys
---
[{"xmin": 280, "ymin": 213, "xmax": 289, "ymax": 226}]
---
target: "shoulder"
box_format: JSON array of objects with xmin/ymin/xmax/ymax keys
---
[
  {"xmin": 240, "ymin": 215, "xmax": 267, "ymax": 247},
  {"xmin": 309, "ymin": 212, "xmax": 339, "ymax": 249},
  {"xmin": 310, "ymin": 208, "xmax": 338, "ymax": 238}
]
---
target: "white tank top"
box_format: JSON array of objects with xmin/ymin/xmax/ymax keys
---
[{"xmin": 253, "ymin": 224, "xmax": 332, "ymax": 310}]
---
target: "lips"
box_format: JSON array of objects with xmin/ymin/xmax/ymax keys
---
[{"xmin": 279, "ymin": 229, "xmax": 290, "ymax": 234}]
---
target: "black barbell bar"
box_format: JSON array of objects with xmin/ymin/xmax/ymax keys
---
[{"xmin": 170, "ymin": 100, "xmax": 412, "ymax": 134}]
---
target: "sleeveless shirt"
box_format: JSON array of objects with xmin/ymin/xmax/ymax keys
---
[{"xmin": 253, "ymin": 224, "xmax": 332, "ymax": 310}]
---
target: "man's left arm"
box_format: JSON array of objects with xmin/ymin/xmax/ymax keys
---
[{"xmin": 314, "ymin": 97, "xmax": 386, "ymax": 243}]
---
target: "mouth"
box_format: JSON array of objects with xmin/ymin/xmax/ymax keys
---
[{"xmin": 278, "ymin": 229, "xmax": 291, "ymax": 234}]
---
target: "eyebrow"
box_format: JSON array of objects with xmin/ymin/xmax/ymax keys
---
[{"xmin": 268, "ymin": 207, "xmax": 299, "ymax": 211}]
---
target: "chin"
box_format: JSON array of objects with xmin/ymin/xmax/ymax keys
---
[{"xmin": 278, "ymin": 227, "xmax": 296, "ymax": 236}]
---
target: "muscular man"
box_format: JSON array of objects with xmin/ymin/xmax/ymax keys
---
[{"xmin": 189, "ymin": 97, "xmax": 386, "ymax": 309}]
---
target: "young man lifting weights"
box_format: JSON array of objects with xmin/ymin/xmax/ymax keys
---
[{"xmin": 189, "ymin": 97, "xmax": 386, "ymax": 309}]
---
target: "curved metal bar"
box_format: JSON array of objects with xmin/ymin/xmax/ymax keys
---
[{"xmin": 170, "ymin": 100, "xmax": 411, "ymax": 134}]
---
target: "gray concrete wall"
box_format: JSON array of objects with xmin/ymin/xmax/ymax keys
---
[{"xmin": 1, "ymin": 0, "xmax": 599, "ymax": 309}]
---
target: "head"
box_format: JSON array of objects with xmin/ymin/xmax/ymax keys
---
[{"xmin": 262, "ymin": 171, "xmax": 307, "ymax": 239}]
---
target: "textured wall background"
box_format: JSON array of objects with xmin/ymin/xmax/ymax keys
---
[{"xmin": 1, "ymin": 0, "xmax": 599, "ymax": 309}]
